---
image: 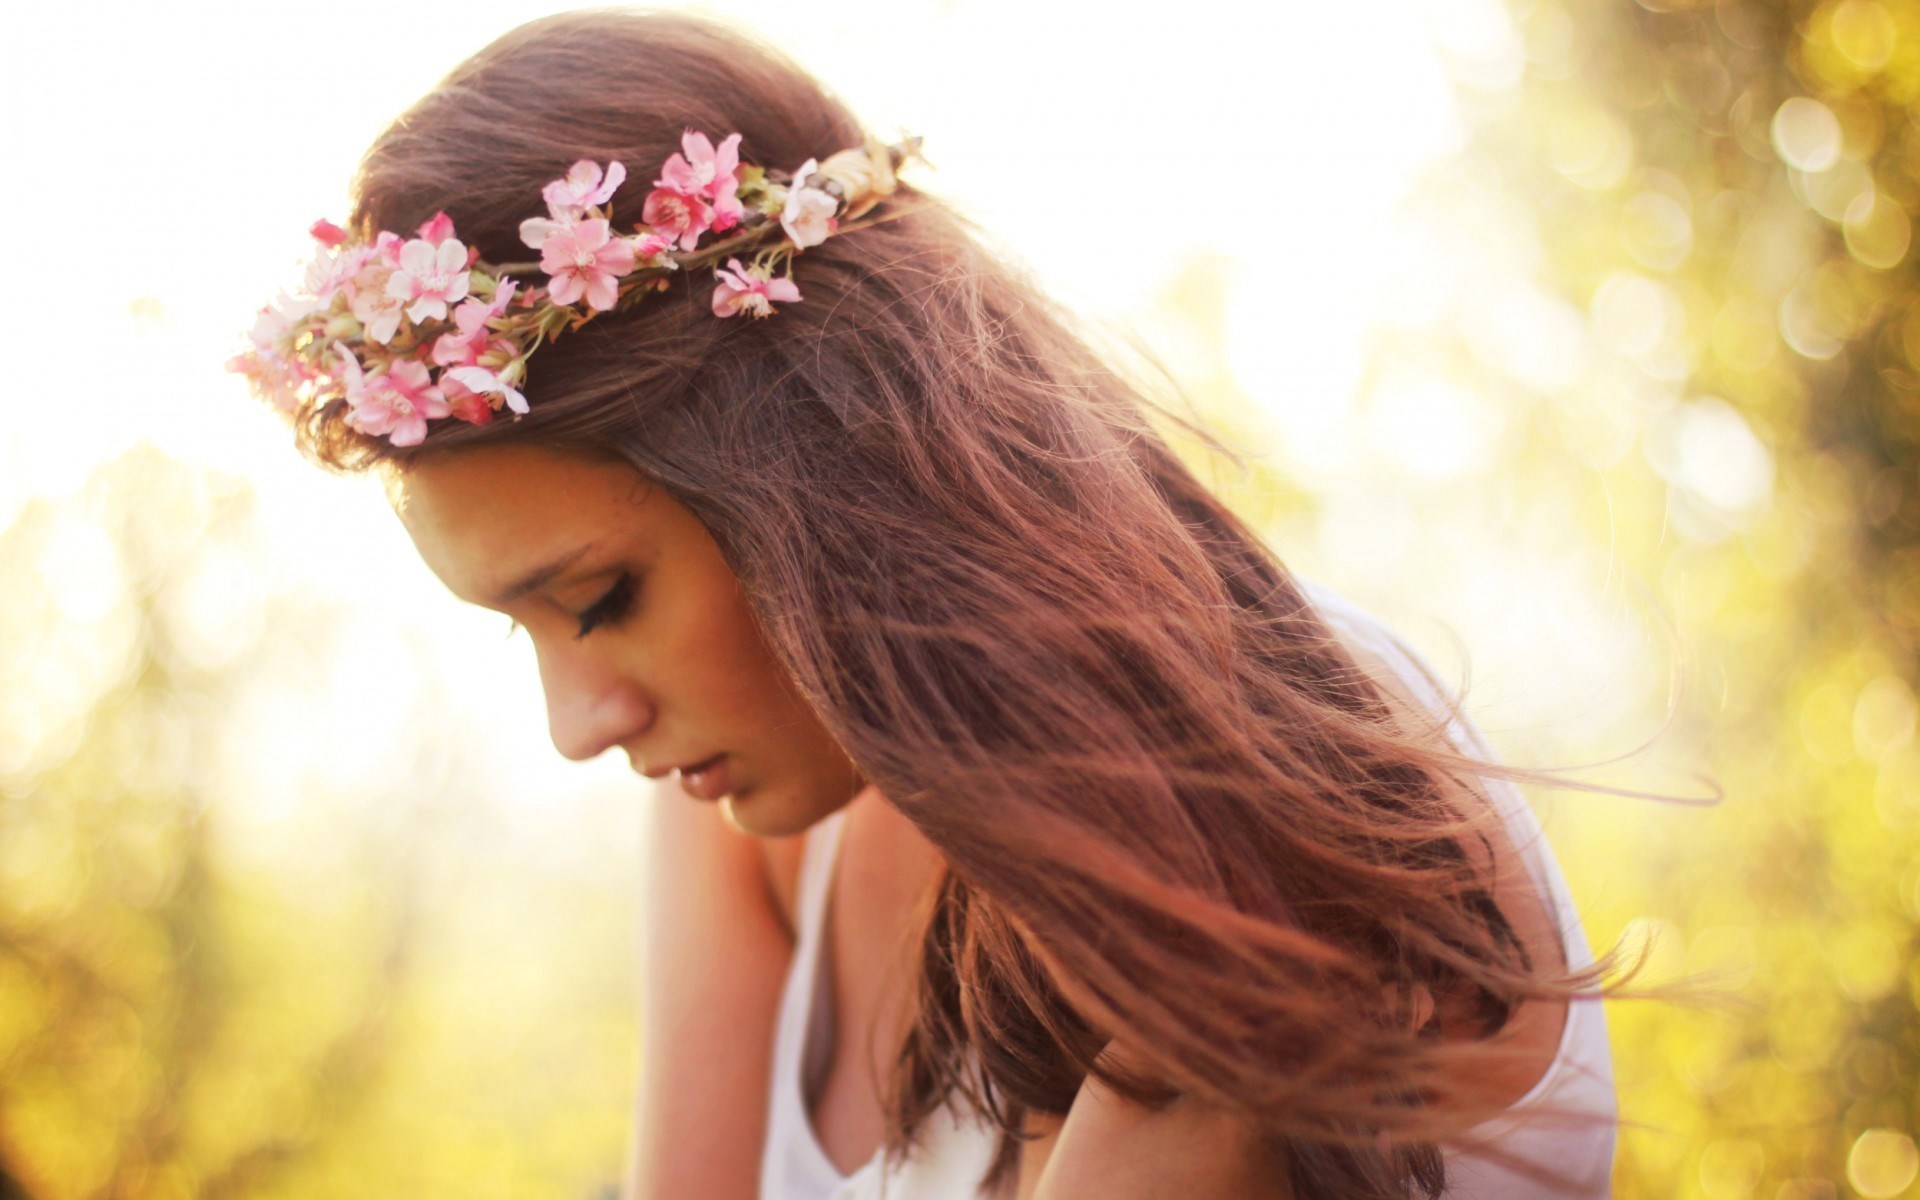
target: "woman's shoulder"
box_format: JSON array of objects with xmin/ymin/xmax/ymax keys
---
[
  {"xmin": 1297, "ymin": 577, "xmax": 1600, "ymax": 1126},
  {"xmin": 1294, "ymin": 577, "xmax": 1428, "ymax": 670},
  {"xmin": 1294, "ymin": 577, "xmax": 1472, "ymax": 753}
]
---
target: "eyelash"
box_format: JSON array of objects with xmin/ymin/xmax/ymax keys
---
[{"xmin": 572, "ymin": 573, "xmax": 638, "ymax": 640}]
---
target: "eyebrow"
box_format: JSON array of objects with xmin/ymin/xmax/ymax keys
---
[{"xmin": 487, "ymin": 543, "xmax": 598, "ymax": 608}]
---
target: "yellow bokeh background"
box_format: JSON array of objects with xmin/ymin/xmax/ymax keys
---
[{"xmin": 2, "ymin": 0, "xmax": 1917, "ymax": 1195}]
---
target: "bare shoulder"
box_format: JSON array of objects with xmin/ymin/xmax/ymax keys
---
[
  {"xmin": 1013, "ymin": 624, "xmax": 1575, "ymax": 1199},
  {"xmin": 1335, "ymin": 628, "xmax": 1574, "ymax": 1115},
  {"xmin": 626, "ymin": 783, "xmax": 799, "ymax": 1200}
]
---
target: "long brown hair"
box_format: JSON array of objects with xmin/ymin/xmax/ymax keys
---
[{"xmin": 300, "ymin": 11, "xmax": 1628, "ymax": 1196}]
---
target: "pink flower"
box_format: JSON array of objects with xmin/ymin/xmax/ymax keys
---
[
  {"xmin": 339, "ymin": 352, "xmax": 450, "ymax": 447},
  {"xmin": 305, "ymin": 242, "xmax": 368, "ymax": 306},
  {"xmin": 310, "ymin": 218, "xmax": 348, "ymax": 247},
  {"xmin": 439, "ymin": 370, "xmax": 498, "ymax": 425},
  {"xmin": 641, "ymin": 186, "xmax": 713, "ymax": 252},
  {"xmin": 659, "ymin": 130, "xmax": 743, "ymax": 231},
  {"xmin": 387, "ymin": 235, "xmax": 472, "ymax": 324},
  {"xmin": 431, "ymin": 281, "xmax": 518, "ymax": 368},
  {"xmin": 711, "ymin": 257, "xmax": 800, "ymax": 319},
  {"xmin": 248, "ymin": 292, "xmax": 315, "ymax": 353},
  {"xmin": 349, "ymin": 280, "xmax": 403, "ymax": 343},
  {"xmin": 416, "ymin": 211, "xmax": 457, "ymax": 246},
  {"xmin": 445, "ymin": 388, "xmax": 496, "ymax": 426},
  {"xmin": 659, "ymin": 131, "xmax": 736, "ymax": 195},
  {"xmin": 334, "ymin": 345, "xmax": 368, "ymax": 394},
  {"xmin": 345, "ymin": 232, "xmax": 409, "ymax": 342},
  {"xmin": 630, "ymin": 231, "xmax": 672, "ymax": 261},
  {"xmin": 540, "ymin": 219, "xmax": 636, "ymax": 311},
  {"xmin": 780, "ymin": 163, "xmax": 840, "ymax": 249},
  {"xmin": 347, "ymin": 259, "xmax": 403, "ymax": 341},
  {"xmin": 370, "ymin": 230, "xmax": 405, "ymax": 267},
  {"xmin": 227, "ymin": 349, "xmax": 307, "ymax": 412},
  {"xmin": 709, "ymin": 198, "xmax": 742, "ymax": 234},
  {"xmin": 446, "ymin": 364, "xmax": 528, "ymax": 416},
  {"xmin": 541, "ymin": 160, "xmax": 627, "ymax": 219}
]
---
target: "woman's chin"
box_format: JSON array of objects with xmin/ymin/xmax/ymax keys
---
[
  {"xmin": 719, "ymin": 780, "xmax": 861, "ymax": 839},
  {"xmin": 718, "ymin": 784, "xmax": 803, "ymax": 838}
]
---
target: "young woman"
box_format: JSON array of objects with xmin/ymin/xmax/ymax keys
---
[{"xmin": 234, "ymin": 11, "xmax": 1619, "ymax": 1197}]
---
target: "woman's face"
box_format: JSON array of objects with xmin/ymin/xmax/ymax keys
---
[{"xmin": 392, "ymin": 443, "xmax": 864, "ymax": 837}]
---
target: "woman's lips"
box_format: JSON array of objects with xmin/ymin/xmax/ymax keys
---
[{"xmin": 677, "ymin": 754, "xmax": 733, "ymax": 802}]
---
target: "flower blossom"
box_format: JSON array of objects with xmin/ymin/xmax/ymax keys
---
[
  {"xmin": 631, "ymin": 231, "xmax": 672, "ymax": 261},
  {"xmin": 229, "ymin": 294, "xmax": 323, "ymax": 410},
  {"xmin": 387, "ymin": 235, "xmax": 472, "ymax": 324},
  {"xmin": 712, "ymin": 258, "xmax": 799, "ymax": 319},
  {"xmin": 432, "ymin": 281, "xmax": 519, "ymax": 368},
  {"xmin": 368, "ymin": 230, "xmax": 404, "ymax": 267},
  {"xmin": 305, "ymin": 243, "xmax": 366, "ymax": 307},
  {"xmin": 541, "ymin": 160, "xmax": 626, "ymax": 220},
  {"xmin": 658, "ymin": 130, "xmax": 744, "ymax": 232},
  {"xmin": 337, "ymin": 350, "xmax": 449, "ymax": 447},
  {"xmin": 780, "ymin": 160, "xmax": 840, "ymax": 249},
  {"xmin": 238, "ymin": 134, "xmax": 900, "ymax": 441},
  {"xmin": 416, "ymin": 211, "xmax": 458, "ymax": 246},
  {"xmin": 309, "ymin": 219, "xmax": 349, "ymax": 248},
  {"xmin": 540, "ymin": 219, "xmax": 636, "ymax": 311},
  {"xmin": 439, "ymin": 379, "xmax": 496, "ymax": 426},
  {"xmin": 349, "ymin": 287, "xmax": 405, "ymax": 343},
  {"xmin": 518, "ymin": 216, "xmax": 561, "ymax": 250},
  {"xmin": 226, "ymin": 347, "xmax": 307, "ymax": 412},
  {"xmin": 248, "ymin": 292, "xmax": 316, "ymax": 354},
  {"xmin": 642, "ymin": 130, "xmax": 745, "ymax": 250},
  {"xmin": 347, "ymin": 233, "xmax": 407, "ymax": 343},
  {"xmin": 445, "ymin": 364, "xmax": 528, "ymax": 417},
  {"xmin": 641, "ymin": 186, "xmax": 713, "ymax": 252},
  {"xmin": 659, "ymin": 131, "xmax": 735, "ymax": 195}
]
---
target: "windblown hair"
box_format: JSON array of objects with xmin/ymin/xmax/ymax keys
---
[{"xmin": 308, "ymin": 11, "xmax": 1625, "ymax": 1196}]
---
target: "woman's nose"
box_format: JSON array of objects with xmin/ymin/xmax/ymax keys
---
[{"xmin": 535, "ymin": 642, "xmax": 655, "ymax": 761}]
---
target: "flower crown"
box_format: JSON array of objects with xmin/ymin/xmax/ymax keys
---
[{"xmin": 230, "ymin": 132, "xmax": 921, "ymax": 447}]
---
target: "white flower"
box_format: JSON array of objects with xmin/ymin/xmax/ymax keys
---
[
  {"xmin": 519, "ymin": 216, "xmax": 566, "ymax": 250},
  {"xmin": 779, "ymin": 159, "xmax": 840, "ymax": 249},
  {"xmin": 446, "ymin": 365, "xmax": 528, "ymax": 415},
  {"xmin": 387, "ymin": 236, "xmax": 472, "ymax": 324}
]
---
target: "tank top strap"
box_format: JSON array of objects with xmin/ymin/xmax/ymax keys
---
[
  {"xmin": 759, "ymin": 805, "xmax": 860, "ymax": 1200},
  {"xmin": 796, "ymin": 805, "xmax": 851, "ymax": 950}
]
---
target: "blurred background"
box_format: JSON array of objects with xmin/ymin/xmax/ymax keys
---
[{"xmin": 1, "ymin": 0, "xmax": 1915, "ymax": 1195}]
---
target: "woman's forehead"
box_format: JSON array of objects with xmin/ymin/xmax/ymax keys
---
[
  {"xmin": 390, "ymin": 446, "xmax": 671, "ymax": 601},
  {"xmin": 396, "ymin": 445, "xmax": 655, "ymax": 521}
]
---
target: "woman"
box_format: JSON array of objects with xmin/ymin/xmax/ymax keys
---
[{"xmin": 234, "ymin": 10, "xmax": 1619, "ymax": 1197}]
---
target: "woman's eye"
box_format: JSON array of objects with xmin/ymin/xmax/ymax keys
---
[{"xmin": 572, "ymin": 573, "xmax": 638, "ymax": 640}]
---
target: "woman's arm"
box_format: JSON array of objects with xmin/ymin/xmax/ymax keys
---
[
  {"xmin": 1002, "ymin": 916, "xmax": 1297, "ymax": 1200},
  {"xmin": 621, "ymin": 779, "xmax": 799, "ymax": 1200},
  {"xmin": 1026, "ymin": 1045, "xmax": 1295, "ymax": 1200}
]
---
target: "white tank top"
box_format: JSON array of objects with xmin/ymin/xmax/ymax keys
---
[{"xmin": 757, "ymin": 580, "xmax": 1616, "ymax": 1200}]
